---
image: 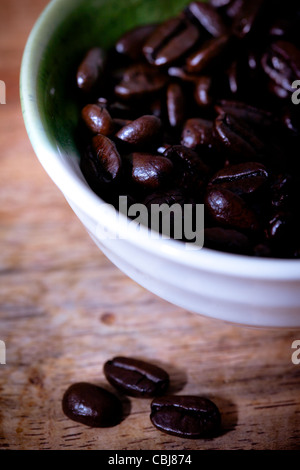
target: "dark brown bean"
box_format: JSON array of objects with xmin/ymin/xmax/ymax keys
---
[
  {"xmin": 150, "ymin": 395, "xmax": 221, "ymax": 439},
  {"xmin": 81, "ymin": 104, "xmax": 115, "ymax": 135},
  {"xmin": 232, "ymin": 0, "xmax": 264, "ymax": 38},
  {"xmin": 204, "ymin": 227, "xmax": 251, "ymax": 255},
  {"xmin": 143, "ymin": 18, "xmax": 200, "ymax": 67},
  {"xmin": 167, "ymin": 83, "xmax": 186, "ymax": 128},
  {"xmin": 76, "ymin": 48, "xmax": 106, "ymax": 93},
  {"xmin": 80, "ymin": 135, "xmax": 122, "ymax": 193},
  {"xmin": 62, "ymin": 382, "xmax": 123, "ymax": 427},
  {"xmin": 116, "ymin": 115, "xmax": 162, "ymax": 146},
  {"xmin": 194, "ymin": 76, "xmax": 213, "ymax": 107},
  {"xmin": 215, "ymin": 100, "xmax": 275, "ymax": 130},
  {"xmin": 213, "ymin": 113, "xmax": 266, "ymax": 161},
  {"xmin": 205, "ymin": 187, "xmax": 260, "ymax": 231},
  {"xmin": 104, "ymin": 357, "xmax": 169, "ymax": 398},
  {"xmin": 129, "ymin": 152, "xmax": 173, "ymax": 191},
  {"xmin": 181, "ymin": 118, "xmax": 214, "ymax": 149},
  {"xmin": 115, "ymin": 24, "xmax": 157, "ymax": 60},
  {"xmin": 186, "ymin": 35, "xmax": 230, "ymax": 73},
  {"xmin": 261, "ymin": 41, "xmax": 300, "ymax": 92},
  {"xmin": 209, "ymin": 162, "xmax": 268, "ymax": 196},
  {"xmin": 115, "ymin": 63, "xmax": 168, "ymax": 100},
  {"xmin": 164, "ymin": 145, "xmax": 209, "ymax": 194},
  {"xmin": 186, "ymin": 2, "xmax": 228, "ymax": 38}
]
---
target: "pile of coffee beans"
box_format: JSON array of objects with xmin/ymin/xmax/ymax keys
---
[
  {"xmin": 75, "ymin": 0, "xmax": 300, "ymax": 258},
  {"xmin": 62, "ymin": 356, "xmax": 221, "ymax": 439}
]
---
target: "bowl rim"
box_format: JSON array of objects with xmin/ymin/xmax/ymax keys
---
[{"xmin": 20, "ymin": 0, "xmax": 300, "ymax": 281}]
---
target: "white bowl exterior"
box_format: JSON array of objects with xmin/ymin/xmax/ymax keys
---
[
  {"xmin": 65, "ymin": 195, "xmax": 300, "ymax": 328},
  {"xmin": 20, "ymin": 0, "xmax": 300, "ymax": 328}
]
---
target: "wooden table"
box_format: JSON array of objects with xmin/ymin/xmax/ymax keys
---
[{"xmin": 1, "ymin": 0, "xmax": 300, "ymax": 451}]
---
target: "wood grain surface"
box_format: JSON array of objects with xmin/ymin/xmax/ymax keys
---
[{"xmin": 1, "ymin": 0, "xmax": 300, "ymax": 451}]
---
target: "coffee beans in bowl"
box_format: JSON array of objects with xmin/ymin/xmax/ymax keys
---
[{"xmin": 74, "ymin": 0, "xmax": 300, "ymax": 259}]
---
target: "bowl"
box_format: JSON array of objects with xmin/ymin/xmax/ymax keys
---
[{"xmin": 20, "ymin": 0, "xmax": 300, "ymax": 328}]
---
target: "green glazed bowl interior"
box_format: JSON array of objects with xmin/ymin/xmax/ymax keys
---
[{"xmin": 23, "ymin": 0, "xmax": 195, "ymax": 162}]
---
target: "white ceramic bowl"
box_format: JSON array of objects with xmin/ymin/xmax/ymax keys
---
[{"xmin": 20, "ymin": 0, "xmax": 300, "ymax": 328}]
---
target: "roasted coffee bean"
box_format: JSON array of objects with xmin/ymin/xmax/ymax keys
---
[
  {"xmin": 215, "ymin": 101, "xmax": 275, "ymax": 130},
  {"xmin": 194, "ymin": 76, "xmax": 213, "ymax": 107},
  {"xmin": 104, "ymin": 357, "xmax": 169, "ymax": 398},
  {"xmin": 76, "ymin": 48, "xmax": 106, "ymax": 93},
  {"xmin": 129, "ymin": 152, "xmax": 173, "ymax": 191},
  {"xmin": 150, "ymin": 395, "xmax": 221, "ymax": 439},
  {"xmin": 167, "ymin": 83, "xmax": 186, "ymax": 128},
  {"xmin": 143, "ymin": 18, "xmax": 200, "ymax": 67},
  {"xmin": 186, "ymin": 2, "xmax": 228, "ymax": 38},
  {"xmin": 116, "ymin": 115, "xmax": 162, "ymax": 146},
  {"xmin": 81, "ymin": 135, "xmax": 122, "ymax": 192},
  {"xmin": 205, "ymin": 187, "xmax": 260, "ymax": 232},
  {"xmin": 115, "ymin": 24, "xmax": 157, "ymax": 60},
  {"xmin": 164, "ymin": 145, "xmax": 209, "ymax": 194},
  {"xmin": 232, "ymin": 0, "xmax": 264, "ymax": 38},
  {"xmin": 115, "ymin": 63, "xmax": 168, "ymax": 100},
  {"xmin": 168, "ymin": 66, "xmax": 199, "ymax": 83},
  {"xmin": 204, "ymin": 227, "xmax": 251, "ymax": 255},
  {"xmin": 186, "ymin": 35, "xmax": 230, "ymax": 74},
  {"xmin": 62, "ymin": 382, "xmax": 123, "ymax": 427},
  {"xmin": 261, "ymin": 41, "xmax": 300, "ymax": 92},
  {"xmin": 144, "ymin": 189, "xmax": 188, "ymax": 209},
  {"xmin": 209, "ymin": 162, "xmax": 268, "ymax": 196},
  {"xmin": 209, "ymin": 0, "xmax": 232, "ymax": 7},
  {"xmin": 181, "ymin": 118, "xmax": 214, "ymax": 150},
  {"xmin": 213, "ymin": 113, "xmax": 266, "ymax": 161},
  {"xmin": 81, "ymin": 104, "xmax": 115, "ymax": 135}
]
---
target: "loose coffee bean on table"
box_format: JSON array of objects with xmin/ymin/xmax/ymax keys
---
[
  {"xmin": 75, "ymin": 0, "xmax": 300, "ymax": 259},
  {"xmin": 62, "ymin": 382, "xmax": 123, "ymax": 427},
  {"xmin": 150, "ymin": 395, "xmax": 221, "ymax": 439},
  {"xmin": 104, "ymin": 356, "xmax": 170, "ymax": 398}
]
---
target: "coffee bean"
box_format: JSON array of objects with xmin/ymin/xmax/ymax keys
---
[
  {"xmin": 116, "ymin": 115, "xmax": 162, "ymax": 146},
  {"xmin": 104, "ymin": 357, "xmax": 169, "ymax": 398},
  {"xmin": 81, "ymin": 104, "xmax": 114, "ymax": 135},
  {"xmin": 232, "ymin": 0, "xmax": 264, "ymax": 38},
  {"xmin": 213, "ymin": 113, "xmax": 266, "ymax": 161},
  {"xmin": 115, "ymin": 24, "xmax": 157, "ymax": 61},
  {"xmin": 194, "ymin": 76, "xmax": 213, "ymax": 107},
  {"xmin": 143, "ymin": 18, "xmax": 200, "ymax": 67},
  {"xmin": 215, "ymin": 101, "xmax": 275, "ymax": 131},
  {"xmin": 209, "ymin": 162, "xmax": 269, "ymax": 196},
  {"xmin": 205, "ymin": 187, "xmax": 260, "ymax": 232},
  {"xmin": 129, "ymin": 152, "xmax": 173, "ymax": 191},
  {"xmin": 204, "ymin": 227, "xmax": 251, "ymax": 255},
  {"xmin": 76, "ymin": 48, "xmax": 106, "ymax": 93},
  {"xmin": 115, "ymin": 63, "xmax": 168, "ymax": 100},
  {"xmin": 186, "ymin": 2, "xmax": 228, "ymax": 38},
  {"xmin": 164, "ymin": 145, "xmax": 209, "ymax": 194},
  {"xmin": 181, "ymin": 118, "xmax": 214, "ymax": 150},
  {"xmin": 186, "ymin": 35, "xmax": 230, "ymax": 74},
  {"xmin": 62, "ymin": 382, "xmax": 123, "ymax": 427},
  {"xmin": 167, "ymin": 83, "xmax": 186, "ymax": 128},
  {"xmin": 261, "ymin": 41, "xmax": 300, "ymax": 92},
  {"xmin": 150, "ymin": 395, "xmax": 221, "ymax": 439}
]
